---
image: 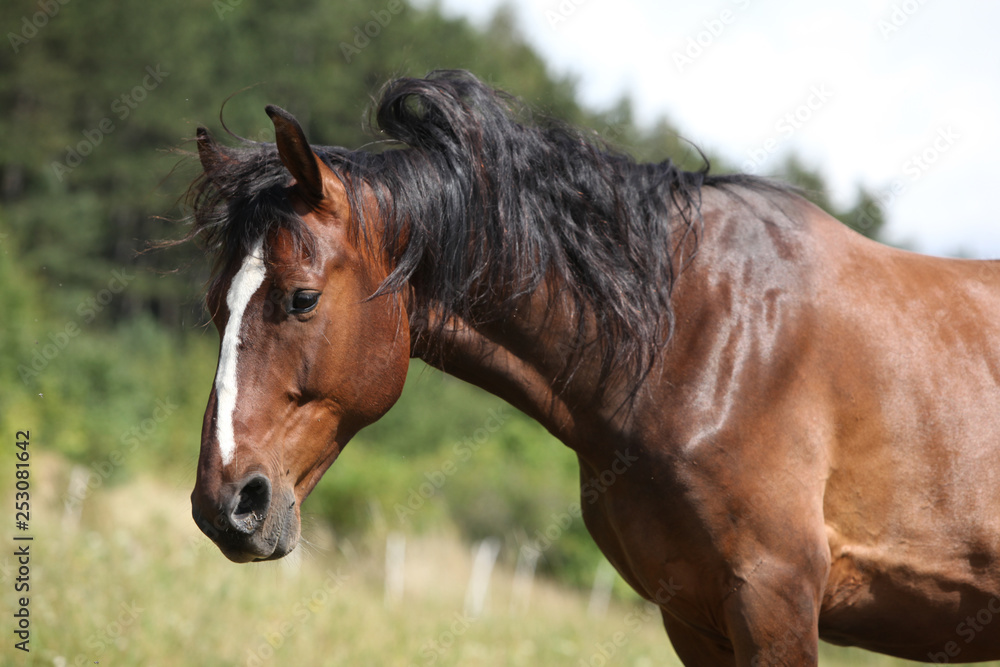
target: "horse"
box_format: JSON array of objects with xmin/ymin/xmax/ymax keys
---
[{"xmin": 185, "ymin": 70, "xmax": 1000, "ymax": 665}]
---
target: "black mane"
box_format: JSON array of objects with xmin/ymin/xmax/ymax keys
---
[{"xmin": 186, "ymin": 70, "xmax": 777, "ymax": 389}]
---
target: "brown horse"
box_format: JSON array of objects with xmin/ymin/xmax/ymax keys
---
[{"xmin": 186, "ymin": 71, "xmax": 1000, "ymax": 665}]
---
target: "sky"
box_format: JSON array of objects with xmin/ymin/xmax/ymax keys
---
[{"xmin": 422, "ymin": 0, "xmax": 1000, "ymax": 258}]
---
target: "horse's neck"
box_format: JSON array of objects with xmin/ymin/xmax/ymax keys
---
[{"xmin": 411, "ymin": 289, "xmax": 621, "ymax": 453}]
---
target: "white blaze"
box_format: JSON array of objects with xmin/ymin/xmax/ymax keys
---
[{"xmin": 215, "ymin": 239, "xmax": 267, "ymax": 467}]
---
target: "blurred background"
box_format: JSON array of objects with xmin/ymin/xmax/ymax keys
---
[{"xmin": 1, "ymin": 0, "xmax": 996, "ymax": 665}]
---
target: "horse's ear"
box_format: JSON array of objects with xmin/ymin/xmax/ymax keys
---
[
  {"xmin": 196, "ymin": 127, "xmax": 231, "ymax": 177},
  {"xmin": 266, "ymin": 105, "xmax": 346, "ymax": 216}
]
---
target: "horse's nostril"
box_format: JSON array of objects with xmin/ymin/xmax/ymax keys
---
[{"xmin": 229, "ymin": 474, "xmax": 271, "ymax": 533}]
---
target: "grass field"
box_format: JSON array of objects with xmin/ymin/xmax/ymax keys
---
[{"xmin": 4, "ymin": 453, "xmax": 993, "ymax": 667}]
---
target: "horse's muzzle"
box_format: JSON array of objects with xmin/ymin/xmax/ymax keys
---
[{"xmin": 191, "ymin": 473, "xmax": 299, "ymax": 562}]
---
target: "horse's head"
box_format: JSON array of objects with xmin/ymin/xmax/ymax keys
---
[{"xmin": 190, "ymin": 106, "xmax": 410, "ymax": 562}]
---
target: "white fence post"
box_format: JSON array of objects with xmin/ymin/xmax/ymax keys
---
[
  {"xmin": 587, "ymin": 560, "xmax": 616, "ymax": 618},
  {"xmin": 62, "ymin": 465, "xmax": 89, "ymax": 531},
  {"xmin": 509, "ymin": 544, "xmax": 540, "ymax": 615},
  {"xmin": 385, "ymin": 531, "xmax": 406, "ymax": 608},
  {"xmin": 464, "ymin": 537, "xmax": 501, "ymax": 619}
]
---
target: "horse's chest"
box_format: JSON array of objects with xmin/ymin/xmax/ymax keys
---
[{"xmin": 575, "ymin": 453, "xmax": 715, "ymax": 608}]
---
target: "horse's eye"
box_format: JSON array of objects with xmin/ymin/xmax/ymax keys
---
[{"xmin": 288, "ymin": 290, "xmax": 321, "ymax": 314}]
